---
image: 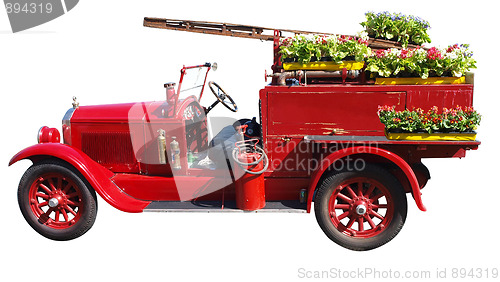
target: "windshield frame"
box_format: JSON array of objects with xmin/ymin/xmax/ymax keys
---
[{"xmin": 177, "ymin": 63, "xmax": 212, "ymax": 102}]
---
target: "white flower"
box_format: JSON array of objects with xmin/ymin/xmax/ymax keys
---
[
  {"xmin": 356, "ymin": 31, "xmax": 369, "ymax": 40},
  {"xmin": 445, "ymin": 51, "xmax": 458, "ymax": 60}
]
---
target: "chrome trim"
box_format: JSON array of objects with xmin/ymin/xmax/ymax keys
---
[
  {"xmin": 48, "ymin": 198, "xmax": 59, "ymax": 208},
  {"xmin": 62, "ymin": 107, "xmax": 76, "ymax": 123},
  {"xmin": 72, "ymin": 96, "xmax": 79, "ymax": 108},
  {"xmin": 356, "ymin": 205, "xmax": 367, "ymax": 215},
  {"xmin": 62, "ymin": 107, "xmax": 76, "ymax": 145},
  {"xmin": 37, "ymin": 126, "xmax": 45, "ymax": 144}
]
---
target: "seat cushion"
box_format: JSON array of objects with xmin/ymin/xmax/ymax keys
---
[{"xmin": 208, "ymin": 125, "xmax": 239, "ymax": 167}]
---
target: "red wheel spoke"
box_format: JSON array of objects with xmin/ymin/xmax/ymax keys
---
[
  {"xmin": 337, "ymin": 210, "xmax": 350, "ymax": 221},
  {"xmin": 66, "ymin": 192, "xmax": 79, "ymax": 199},
  {"xmin": 56, "ymin": 177, "xmax": 63, "ymax": 191},
  {"xmin": 62, "ymin": 183, "xmax": 72, "ymax": 194},
  {"xmin": 35, "ymin": 193, "xmax": 49, "ymax": 200},
  {"xmin": 346, "ymin": 217, "xmax": 356, "ymax": 228},
  {"xmin": 39, "ymin": 183, "xmax": 52, "ymax": 194},
  {"xmin": 364, "ymin": 184, "xmax": 375, "ymax": 199},
  {"xmin": 335, "ymin": 204, "xmax": 350, "ymax": 210},
  {"xmin": 365, "ymin": 215, "xmax": 376, "ymax": 229},
  {"xmin": 66, "ymin": 199, "xmax": 80, "ymax": 207},
  {"xmin": 38, "ymin": 201, "xmax": 48, "ymax": 208},
  {"xmin": 358, "ymin": 217, "xmax": 364, "ymax": 231},
  {"xmin": 54, "ymin": 211, "xmax": 60, "ymax": 222},
  {"xmin": 370, "ymin": 210, "xmax": 385, "ymax": 220},
  {"xmin": 47, "ymin": 178, "xmax": 57, "ymax": 192},
  {"xmin": 372, "ymin": 204, "xmax": 387, "ymax": 209},
  {"xmin": 346, "ymin": 186, "xmax": 357, "ymax": 198},
  {"xmin": 39, "ymin": 208, "xmax": 53, "ymax": 224},
  {"xmin": 357, "ymin": 182, "xmax": 364, "ymax": 196},
  {"xmin": 337, "ymin": 193, "xmax": 352, "ymax": 203},
  {"xmin": 65, "ymin": 205, "xmax": 77, "ymax": 216},
  {"xmin": 370, "ymin": 192, "xmax": 384, "ymax": 203},
  {"xmin": 61, "ymin": 209, "xmax": 69, "ymax": 222}
]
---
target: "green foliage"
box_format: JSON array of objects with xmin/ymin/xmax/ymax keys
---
[
  {"xmin": 366, "ymin": 45, "xmax": 476, "ymax": 78},
  {"xmin": 279, "ymin": 33, "xmax": 371, "ymax": 64},
  {"xmin": 361, "ymin": 11, "xmax": 431, "ymax": 47}
]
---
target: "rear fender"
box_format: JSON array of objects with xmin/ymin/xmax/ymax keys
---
[
  {"xmin": 9, "ymin": 143, "xmax": 150, "ymax": 213},
  {"xmin": 307, "ymin": 146, "xmax": 426, "ymax": 213}
]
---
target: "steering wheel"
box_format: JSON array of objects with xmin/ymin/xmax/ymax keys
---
[{"xmin": 206, "ymin": 81, "xmax": 238, "ymax": 113}]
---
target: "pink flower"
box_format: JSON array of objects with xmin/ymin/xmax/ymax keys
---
[
  {"xmin": 400, "ymin": 49, "xmax": 412, "ymax": 59},
  {"xmin": 376, "ymin": 49, "xmax": 386, "ymax": 58},
  {"xmin": 427, "ymin": 47, "xmax": 443, "ymax": 60},
  {"xmin": 357, "ymin": 37, "xmax": 368, "ymax": 45}
]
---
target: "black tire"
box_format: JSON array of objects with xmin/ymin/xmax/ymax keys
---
[
  {"xmin": 314, "ymin": 164, "xmax": 407, "ymax": 251},
  {"xmin": 17, "ymin": 160, "xmax": 97, "ymax": 240}
]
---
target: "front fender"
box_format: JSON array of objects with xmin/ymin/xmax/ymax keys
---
[
  {"xmin": 306, "ymin": 146, "xmax": 426, "ymax": 213},
  {"xmin": 9, "ymin": 143, "xmax": 150, "ymax": 213}
]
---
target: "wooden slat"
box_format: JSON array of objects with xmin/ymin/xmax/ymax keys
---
[{"xmin": 143, "ymin": 17, "xmax": 275, "ymax": 41}]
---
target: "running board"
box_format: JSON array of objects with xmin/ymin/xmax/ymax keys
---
[{"xmin": 144, "ymin": 200, "xmax": 307, "ymax": 213}]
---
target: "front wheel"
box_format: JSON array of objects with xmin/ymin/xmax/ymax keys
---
[
  {"xmin": 314, "ymin": 164, "xmax": 407, "ymax": 251},
  {"xmin": 18, "ymin": 160, "xmax": 97, "ymax": 240}
]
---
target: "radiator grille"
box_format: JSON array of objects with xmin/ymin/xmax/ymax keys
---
[{"xmin": 81, "ymin": 131, "xmax": 136, "ymax": 166}]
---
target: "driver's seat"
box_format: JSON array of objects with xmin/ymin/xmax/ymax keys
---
[{"xmin": 208, "ymin": 118, "xmax": 261, "ymax": 167}]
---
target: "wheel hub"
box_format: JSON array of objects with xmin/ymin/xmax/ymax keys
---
[
  {"xmin": 351, "ymin": 197, "xmax": 370, "ymax": 216},
  {"xmin": 48, "ymin": 193, "xmax": 66, "ymax": 209},
  {"xmin": 48, "ymin": 198, "xmax": 59, "ymax": 208},
  {"xmin": 355, "ymin": 204, "xmax": 367, "ymax": 215}
]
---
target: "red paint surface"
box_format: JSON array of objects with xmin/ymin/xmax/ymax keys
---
[
  {"xmin": 234, "ymin": 152, "xmax": 266, "ymax": 211},
  {"xmin": 11, "ymin": 81, "xmax": 478, "ymax": 213}
]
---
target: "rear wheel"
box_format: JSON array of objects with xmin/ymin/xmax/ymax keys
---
[
  {"xmin": 314, "ymin": 164, "xmax": 407, "ymax": 251},
  {"xmin": 18, "ymin": 160, "xmax": 97, "ymax": 240}
]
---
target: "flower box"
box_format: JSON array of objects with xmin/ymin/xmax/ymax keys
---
[
  {"xmin": 279, "ymin": 33, "xmax": 371, "ymax": 66},
  {"xmin": 378, "ymin": 106, "xmax": 481, "ymax": 139},
  {"xmin": 385, "ymin": 130, "xmax": 476, "ymax": 141},
  {"xmin": 283, "ymin": 60, "xmax": 365, "ymax": 71},
  {"xmin": 375, "ymin": 76, "xmax": 465, "ymax": 85},
  {"xmin": 366, "ymin": 45, "xmax": 476, "ymax": 80}
]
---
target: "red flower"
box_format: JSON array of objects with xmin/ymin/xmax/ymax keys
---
[
  {"xmin": 357, "ymin": 37, "xmax": 368, "ymax": 45},
  {"xmin": 376, "ymin": 49, "xmax": 386, "ymax": 58},
  {"xmin": 400, "ymin": 49, "xmax": 412, "ymax": 59},
  {"xmin": 427, "ymin": 47, "xmax": 443, "ymax": 60}
]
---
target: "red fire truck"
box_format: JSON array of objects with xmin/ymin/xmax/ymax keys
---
[{"xmin": 9, "ymin": 18, "xmax": 480, "ymax": 251}]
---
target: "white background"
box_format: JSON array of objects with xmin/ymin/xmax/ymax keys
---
[{"xmin": 1, "ymin": 1, "xmax": 499, "ymax": 281}]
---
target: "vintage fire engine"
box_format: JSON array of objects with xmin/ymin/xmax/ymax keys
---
[{"xmin": 9, "ymin": 18, "xmax": 480, "ymax": 251}]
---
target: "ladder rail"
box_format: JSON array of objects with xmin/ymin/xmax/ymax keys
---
[
  {"xmin": 143, "ymin": 17, "xmax": 420, "ymax": 50},
  {"xmin": 143, "ymin": 17, "xmax": 336, "ymax": 41}
]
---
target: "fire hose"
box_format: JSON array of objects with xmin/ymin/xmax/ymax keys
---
[{"xmin": 231, "ymin": 140, "xmax": 269, "ymax": 175}]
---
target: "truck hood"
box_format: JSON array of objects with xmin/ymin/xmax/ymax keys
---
[{"xmin": 71, "ymin": 102, "xmax": 157, "ymax": 123}]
